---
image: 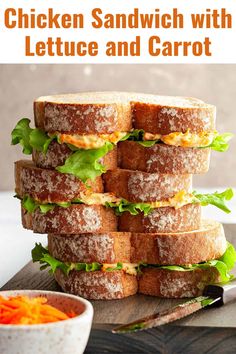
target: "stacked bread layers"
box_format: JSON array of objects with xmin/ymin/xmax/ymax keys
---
[{"xmin": 13, "ymin": 92, "xmax": 233, "ymax": 300}]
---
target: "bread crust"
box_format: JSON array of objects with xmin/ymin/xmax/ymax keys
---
[
  {"xmin": 119, "ymin": 204, "xmax": 201, "ymax": 233},
  {"xmin": 131, "ymin": 220, "xmax": 226, "ymax": 264},
  {"xmin": 132, "ymin": 99, "xmax": 216, "ymax": 134},
  {"xmin": 47, "ymin": 219, "xmax": 225, "ymax": 265},
  {"xmin": 34, "ymin": 92, "xmax": 215, "ymax": 134},
  {"xmin": 15, "ymin": 160, "xmax": 103, "ymax": 203},
  {"xmin": 34, "ymin": 92, "xmax": 132, "ymax": 134},
  {"xmin": 32, "ymin": 141, "xmax": 71, "ymax": 169},
  {"xmin": 54, "ymin": 269, "xmax": 138, "ymax": 300},
  {"xmin": 118, "ymin": 141, "xmax": 211, "ymax": 174},
  {"xmin": 48, "ymin": 220, "xmax": 227, "ymax": 265},
  {"xmin": 32, "ymin": 141, "xmax": 117, "ymax": 170},
  {"xmin": 22, "ymin": 204, "xmax": 117, "ymax": 234},
  {"xmin": 103, "ymin": 169, "xmax": 192, "ymax": 202},
  {"xmin": 138, "ymin": 267, "xmax": 220, "ymax": 298},
  {"xmin": 48, "ymin": 232, "xmax": 131, "ymax": 263}
]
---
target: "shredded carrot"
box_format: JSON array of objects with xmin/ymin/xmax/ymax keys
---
[{"xmin": 0, "ymin": 295, "xmax": 77, "ymax": 325}]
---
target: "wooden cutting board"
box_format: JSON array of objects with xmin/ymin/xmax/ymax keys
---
[{"xmin": 2, "ymin": 224, "xmax": 236, "ymax": 354}]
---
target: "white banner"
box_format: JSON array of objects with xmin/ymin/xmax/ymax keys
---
[{"xmin": 0, "ymin": 0, "xmax": 235, "ymax": 63}]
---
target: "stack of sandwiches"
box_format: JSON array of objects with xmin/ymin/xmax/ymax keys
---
[{"xmin": 12, "ymin": 92, "xmax": 236, "ymax": 300}]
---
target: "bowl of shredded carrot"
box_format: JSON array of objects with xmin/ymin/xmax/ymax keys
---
[{"xmin": 0, "ymin": 290, "xmax": 93, "ymax": 354}]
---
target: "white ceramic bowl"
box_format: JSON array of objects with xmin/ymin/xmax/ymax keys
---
[{"xmin": 0, "ymin": 290, "xmax": 93, "ymax": 354}]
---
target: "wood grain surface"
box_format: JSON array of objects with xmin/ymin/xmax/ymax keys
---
[{"xmin": 2, "ymin": 224, "xmax": 236, "ymax": 353}]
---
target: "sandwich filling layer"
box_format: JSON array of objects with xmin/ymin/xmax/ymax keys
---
[
  {"xmin": 12, "ymin": 119, "xmax": 233, "ymax": 182},
  {"xmin": 58, "ymin": 130, "xmax": 217, "ymax": 149},
  {"xmin": 19, "ymin": 188, "xmax": 234, "ymax": 215},
  {"xmin": 57, "ymin": 131, "xmax": 127, "ymax": 149},
  {"xmin": 32, "ymin": 242, "xmax": 236, "ymax": 284},
  {"xmin": 143, "ymin": 130, "xmax": 215, "ymax": 148},
  {"xmin": 125, "ymin": 129, "xmax": 233, "ymax": 151}
]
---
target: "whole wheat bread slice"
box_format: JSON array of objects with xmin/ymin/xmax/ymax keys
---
[
  {"xmin": 32, "ymin": 141, "xmax": 72, "ymax": 169},
  {"xmin": 34, "ymin": 92, "xmax": 215, "ymax": 134},
  {"xmin": 103, "ymin": 169, "xmax": 192, "ymax": 202},
  {"xmin": 119, "ymin": 203, "xmax": 201, "ymax": 233},
  {"xmin": 48, "ymin": 232, "xmax": 131, "ymax": 263},
  {"xmin": 47, "ymin": 220, "xmax": 225, "ymax": 265},
  {"xmin": 131, "ymin": 220, "xmax": 226, "ymax": 264},
  {"xmin": 118, "ymin": 141, "xmax": 210, "ymax": 174},
  {"xmin": 138, "ymin": 267, "xmax": 220, "ymax": 298},
  {"xmin": 15, "ymin": 160, "xmax": 103, "ymax": 203},
  {"xmin": 32, "ymin": 141, "xmax": 117, "ymax": 170},
  {"xmin": 54, "ymin": 269, "xmax": 138, "ymax": 300},
  {"xmin": 131, "ymin": 94, "xmax": 216, "ymax": 134},
  {"xmin": 22, "ymin": 204, "xmax": 117, "ymax": 234},
  {"xmin": 34, "ymin": 92, "xmax": 132, "ymax": 134}
]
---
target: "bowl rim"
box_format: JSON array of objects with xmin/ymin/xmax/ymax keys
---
[{"xmin": 0, "ymin": 289, "xmax": 93, "ymax": 330}]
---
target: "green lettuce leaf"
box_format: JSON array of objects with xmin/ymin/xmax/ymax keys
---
[
  {"xmin": 123, "ymin": 129, "xmax": 158, "ymax": 147},
  {"xmin": 107, "ymin": 189, "xmax": 234, "ymax": 216},
  {"xmin": 193, "ymin": 188, "xmax": 234, "ymax": 214},
  {"xmin": 22, "ymin": 195, "xmax": 38, "ymax": 213},
  {"xmin": 32, "ymin": 243, "xmax": 236, "ymax": 284},
  {"xmin": 22, "ymin": 195, "xmax": 70, "ymax": 214},
  {"xmin": 56, "ymin": 201, "xmax": 75, "ymax": 208},
  {"xmin": 38, "ymin": 204, "xmax": 55, "ymax": 213},
  {"xmin": 137, "ymin": 140, "xmax": 157, "ymax": 147},
  {"xmin": 32, "ymin": 243, "xmax": 122, "ymax": 275},
  {"xmin": 22, "ymin": 195, "xmax": 152, "ymax": 216},
  {"xmin": 203, "ymin": 133, "xmax": 233, "ymax": 152},
  {"xmin": 158, "ymin": 261, "xmax": 232, "ymax": 283},
  {"xmin": 106, "ymin": 262, "xmax": 123, "ymax": 271},
  {"xmin": 123, "ymin": 129, "xmax": 233, "ymax": 151},
  {"xmin": 11, "ymin": 119, "xmax": 122, "ymax": 182},
  {"xmin": 218, "ymin": 242, "xmax": 236, "ymax": 271},
  {"xmin": 74, "ymin": 262, "xmax": 101, "ymax": 272},
  {"xmin": 31, "ymin": 242, "xmax": 48, "ymax": 263},
  {"xmin": 204, "ymin": 260, "xmax": 232, "ymax": 283},
  {"xmin": 30, "ymin": 128, "xmax": 55, "ymax": 154},
  {"xmin": 32, "ymin": 243, "xmax": 69, "ymax": 274},
  {"xmin": 21, "ymin": 186, "xmax": 234, "ymax": 217},
  {"xmin": 11, "ymin": 118, "xmax": 33, "ymax": 154},
  {"xmin": 106, "ymin": 200, "xmax": 153, "ymax": 216},
  {"xmin": 121, "ymin": 129, "xmax": 144, "ymax": 141},
  {"xmin": 21, "ymin": 187, "xmax": 234, "ymax": 216},
  {"xmin": 56, "ymin": 142, "xmax": 114, "ymax": 182},
  {"xmin": 11, "ymin": 118, "xmax": 55, "ymax": 154},
  {"xmin": 146, "ymin": 243, "xmax": 236, "ymax": 283}
]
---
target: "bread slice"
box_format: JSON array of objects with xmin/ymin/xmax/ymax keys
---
[
  {"xmin": 15, "ymin": 160, "xmax": 103, "ymax": 203},
  {"xmin": 32, "ymin": 141, "xmax": 72, "ymax": 169},
  {"xmin": 54, "ymin": 269, "xmax": 138, "ymax": 300},
  {"xmin": 48, "ymin": 232, "xmax": 131, "ymax": 263},
  {"xmin": 119, "ymin": 203, "xmax": 201, "ymax": 233},
  {"xmin": 34, "ymin": 92, "xmax": 215, "ymax": 134},
  {"xmin": 32, "ymin": 141, "xmax": 117, "ymax": 170},
  {"xmin": 34, "ymin": 92, "xmax": 132, "ymax": 134},
  {"xmin": 103, "ymin": 169, "xmax": 192, "ymax": 202},
  {"xmin": 22, "ymin": 204, "xmax": 117, "ymax": 234},
  {"xmin": 138, "ymin": 267, "xmax": 220, "ymax": 298},
  {"xmin": 118, "ymin": 141, "xmax": 210, "ymax": 174},
  {"xmin": 131, "ymin": 220, "xmax": 226, "ymax": 264},
  {"xmin": 131, "ymin": 94, "xmax": 216, "ymax": 134},
  {"xmin": 48, "ymin": 220, "xmax": 225, "ymax": 265}
]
